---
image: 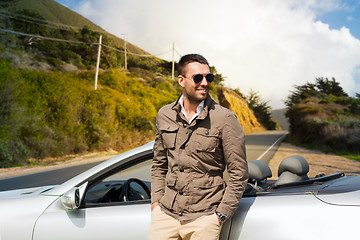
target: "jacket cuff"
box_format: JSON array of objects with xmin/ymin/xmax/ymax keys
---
[{"xmin": 216, "ymin": 204, "xmax": 234, "ymax": 219}]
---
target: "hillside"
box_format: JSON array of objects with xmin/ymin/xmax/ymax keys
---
[
  {"xmin": 0, "ymin": 0, "xmax": 266, "ymax": 167},
  {"xmin": 219, "ymin": 88, "xmax": 265, "ymax": 133},
  {"xmin": 1, "ymin": 0, "xmax": 104, "ymax": 31},
  {"xmin": 0, "ymin": 60, "xmax": 264, "ymax": 167},
  {"xmin": 0, "ymin": 0, "xmax": 147, "ymax": 54}
]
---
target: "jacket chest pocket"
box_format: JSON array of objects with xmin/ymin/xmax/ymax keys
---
[
  {"xmin": 160, "ymin": 126, "xmax": 179, "ymax": 149},
  {"xmin": 194, "ymin": 130, "xmax": 220, "ymax": 152}
]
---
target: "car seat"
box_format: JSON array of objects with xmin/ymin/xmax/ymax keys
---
[
  {"xmin": 274, "ymin": 155, "xmax": 309, "ymax": 186},
  {"xmin": 247, "ymin": 160, "xmax": 272, "ymax": 192}
]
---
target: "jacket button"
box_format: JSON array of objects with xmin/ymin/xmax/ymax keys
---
[
  {"xmin": 180, "ymin": 167, "xmax": 184, "ymax": 172},
  {"xmin": 179, "ymin": 191, "xmax": 183, "ymax": 195},
  {"xmin": 183, "ymin": 123, "xmax": 187, "ymax": 128},
  {"xmin": 179, "ymin": 212, "xmax": 183, "ymax": 216},
  {"xmin": 205, "ymin": 130, "xmax": 209, "ymax": 135}
]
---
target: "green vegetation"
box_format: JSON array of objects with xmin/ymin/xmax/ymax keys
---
[
  {"xmin": 245, "ymin": 90, "xmax": 277, "ymax": 130},
  {"xmin": 0, "ymin": 7, "xmax": 231, "ymax": 167},
  {"xmin": 0, "ymin": 2, "xmax": 272, "ymax": 168},
  {"xmin": 285, "ymin": 77, "xmax": 360, "ymax": 157},
  {"xmin": 231, "ymin": 88, "xmax": 277, "ymax": 130},
  {"xmin": 0, "ymin": 60, "xmax": 180, "ymax": 167},
  {"xmin": 0, "ymin": 6, "xmax": 157, "ymax": 72}
]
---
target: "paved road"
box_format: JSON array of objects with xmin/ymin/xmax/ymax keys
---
[
  {"xmin": 0, "ymin": 130, "xmax": 288, "ymax": 191},
  {"xmin": 0, "ymin": 161, "xmax": 103, "ymax": 191},
  {"xmin": 245, "ymin": 130, "xmax": 288, "ymax": 163}
]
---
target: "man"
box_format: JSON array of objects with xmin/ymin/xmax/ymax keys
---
[{"xmin": 148, "ymin": 54, "xmax": 248, "ymax": 240}]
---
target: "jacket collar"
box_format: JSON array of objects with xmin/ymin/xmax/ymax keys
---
[{"xmin": 171, "ymin": 94, "xmax": 215, "ymax": 121}]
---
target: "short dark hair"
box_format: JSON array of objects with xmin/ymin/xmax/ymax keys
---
[{"xmin": 178, "ymin": 54, "xmax": 210, "ymax": 76}]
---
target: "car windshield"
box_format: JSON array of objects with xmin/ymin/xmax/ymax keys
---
[
  {"xmin": 106, "ymin": 159, "xmax": 152, "ymax": 182},
  {"xmin": 83, "ymin": 158, "xmax": 152, "ymax": 206}
]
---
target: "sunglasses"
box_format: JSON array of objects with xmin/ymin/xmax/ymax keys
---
[{"xmin": 183, "ymin": 73, "xmax": 214, "ymax": 84}]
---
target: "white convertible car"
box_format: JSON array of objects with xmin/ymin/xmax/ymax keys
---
[{"xmin": 0, "ymin": 141, "xmax": 359, "ymax": 239}]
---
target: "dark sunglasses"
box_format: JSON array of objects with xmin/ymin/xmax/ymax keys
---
[{"xmin": 184, "ymin": 73, "xmax": 214, "ymax": 84}]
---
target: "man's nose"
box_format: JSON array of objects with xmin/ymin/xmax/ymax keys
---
[{"xmin": 200, "ymin": 76, "xmax": 209, "ymax": 85}]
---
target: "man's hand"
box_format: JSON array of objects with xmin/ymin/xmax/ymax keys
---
[{"xmin": 151, "ymin": 202, "xmax": 159, "ymax": 211}]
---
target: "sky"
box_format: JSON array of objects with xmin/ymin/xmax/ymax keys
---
[{"xmin": 55, "ymin": 0, "xmax": 360, "ymax": 109}]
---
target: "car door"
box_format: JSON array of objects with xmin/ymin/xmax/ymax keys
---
[{"xmin": 33, "ymin": 157, "xmax": 153, "ymax": 240}]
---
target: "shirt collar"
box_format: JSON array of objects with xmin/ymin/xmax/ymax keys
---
[{"xmin": 179, "ymin": 95, "xmax": 205, "ymax": 124}]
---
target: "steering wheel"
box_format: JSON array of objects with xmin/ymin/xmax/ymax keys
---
[{"xmin": 122, "ymin": 178, "xmax": 151, "ymax": 202}]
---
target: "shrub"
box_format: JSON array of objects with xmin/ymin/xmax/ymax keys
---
[
  {"xmin": 286, "ymin": 78, "xmax": 360, "ymax": 154},
  {"xmin": 0, "ymin": 60, "xmax": 179, "ymax": 166}
]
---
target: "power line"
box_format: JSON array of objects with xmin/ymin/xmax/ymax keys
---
[
  {"xmin": 1, "ymin": 27, "xmax": 185, "ymax": 89},
  {"xmin": 174, "ymin": 48, "xmax": 182, "ymax": 58},
  {"xmin": 1, "ymin": 28, "xmax": 183, "ymax": 60},
  {"xmin": 1, "ymin": 28, "xmax": 172, "ymax": 57},
  {"xmin": 1, "ymin": 10, "xmax": 182, "ymax": 58},
  {"xmin": 1, "ymin": 28, "xmax": 184, "ymax": 77},
  {"xmin": 0, "ymin": 28, "xmax": 96, "ymax": 45},
  {"xmin": 0, "ymin": 10, "xmax": 80, "ymax": 31}
]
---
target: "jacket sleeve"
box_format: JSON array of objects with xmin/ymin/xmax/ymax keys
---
[
  {"xmin": 151, "ymin": 112, "xmax": 168, "ymax": 204},
  {"xmin": 216, "ymin": 111, "xmax": 249, "ymax": 218}
]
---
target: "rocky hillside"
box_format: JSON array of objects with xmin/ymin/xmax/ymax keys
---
[{"xmin": 219, "ymin": 89, "xmax": 264, "ymax": 133}]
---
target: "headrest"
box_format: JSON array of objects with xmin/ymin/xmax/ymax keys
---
[
  {"xmin": 278, "ymin": 155, "xmax": 309, "ymax": 177},
  {"xmin": 248, "ymin": 160, "xmax": 272, "ymax": 181}
]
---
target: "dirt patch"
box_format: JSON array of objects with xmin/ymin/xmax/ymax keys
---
[{"xmin": 268, "ymin": 143, "xmax": 360, "ymax": 179}]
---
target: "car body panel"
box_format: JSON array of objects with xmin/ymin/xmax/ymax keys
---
[
  {"xmin": 0, "ymin": 141, "xmax": 359, "ymax": 240},
  {"xmin": 230, "ymin": 192, "xmax": 360, "ymax": 240},
  {"xmin": 33, "ymin": 200, "xmax": 151, "ymax": 240},
  {"xmin": 314, "ymin": 176, "xmax": 360, "ymax": 206},
  {"xmin": 0, "ymin": 194, "xmax": 60, "ymax": 239},
  {"xmin": 0, "ymin": 186, "xmax": 53, "ymax": 199}
]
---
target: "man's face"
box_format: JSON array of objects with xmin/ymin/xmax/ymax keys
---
[{"xmin": 178, "ymin": 62, "xmax": 211, "ymax": 103}]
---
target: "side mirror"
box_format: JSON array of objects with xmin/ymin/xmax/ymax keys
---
[{"xmin": 61, "ymin": 182, "xmax": 88, "ymax": 210}]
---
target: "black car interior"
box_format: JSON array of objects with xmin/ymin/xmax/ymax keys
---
[{"xmin": 245, "ymin": 155, "xmax": 344, "ymax": 195}]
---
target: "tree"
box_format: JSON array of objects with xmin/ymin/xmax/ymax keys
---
[
  {"xmin": 285, "ymin": 77, "xmax": 347, "ymax": 108},
  {"xmin": 209, "ymin": 66, "xmax": 225, "ymax": 85},
  {"xmin": 315, "ymin": 77, "xmax": 348, "ymax": 97},
  {"xmin": 246, "ymin": 90, "xmax": 276, "ymax": 130}
]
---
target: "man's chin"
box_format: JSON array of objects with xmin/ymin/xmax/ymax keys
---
[
  {"xmin": 186, "ymin": 92, "xmax": 208, "ymax": 103},
  {"xmin": 197, "ymin": 92, "xmax": 208, "ymax": 99}
]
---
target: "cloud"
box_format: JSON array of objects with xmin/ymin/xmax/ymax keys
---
[{"xmin": 74, "ymin": 0, "xmax": 360, "ymax": 108}]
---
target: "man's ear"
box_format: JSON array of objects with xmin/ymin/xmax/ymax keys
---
[{"xmin": 178, "ymin": 75, "xmax": 185, "ymax": 87}]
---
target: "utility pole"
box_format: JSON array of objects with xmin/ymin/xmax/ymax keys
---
[
  {"xmin": 172, "ymin": 42, "xmax": 175, "ymax": 80},
  {"xmin": 123, "ymin": 34, "xmax": 127, "ymax": 70},
  {"xmin": 94, "ymin": 35, "xmax": 102, "ymax": 90}
]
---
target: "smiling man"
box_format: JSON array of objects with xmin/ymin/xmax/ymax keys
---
[{"xmin": 149, "ymin": 54, "xmax": 248, "ymax": 240}]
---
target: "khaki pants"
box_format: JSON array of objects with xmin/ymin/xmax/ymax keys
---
[{"xmin": 148, "ymin": 206, "xmax": 222, "ymax": 240}]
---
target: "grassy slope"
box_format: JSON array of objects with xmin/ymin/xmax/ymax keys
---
[
  {"xmin": 4, "ymin": 0, "xmax": 147, "ymax": 54},
  {"xmin": 0, "ymin": 60, "xmax": 180, "ymax": 167}
]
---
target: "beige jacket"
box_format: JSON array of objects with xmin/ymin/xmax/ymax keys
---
[{"xmin": 151, "ymin": 94, "xmax": 248, "ymax": 221}]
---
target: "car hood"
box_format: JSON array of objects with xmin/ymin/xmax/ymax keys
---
[{"xmin": 0, "ymin": 185, "xmax": 57, "ymax": 200}]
